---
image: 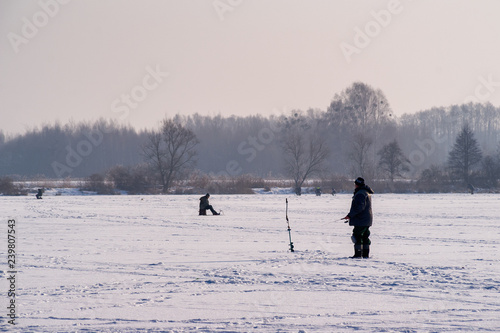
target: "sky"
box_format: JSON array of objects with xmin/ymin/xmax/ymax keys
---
[{"xmin": 2, "ymin": 0, "xmax": 500, "ymax": 136}]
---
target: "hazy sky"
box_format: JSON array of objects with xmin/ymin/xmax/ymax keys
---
[{"xmin": 2, "ymin": 0, "xmax": 500, "ymax": 135}]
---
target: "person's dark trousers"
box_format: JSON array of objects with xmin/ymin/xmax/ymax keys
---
[
  {"xmin": 352, "ymin": 226, "xmax": 371, "ymax": 258},
  {"xmin": 206, "ymin": 205, "xmax": 218, "ymax": 215}
]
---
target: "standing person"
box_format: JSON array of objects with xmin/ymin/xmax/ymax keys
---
[
  {"xmin": 342, "ymin": 177, "xmax": 374, "ymax": 258},
  {"xmin": 467, "ymin": 183, "xmax": 475, "ymax": 195},
  {"xmin": 199, "ymin": 193, "xmax": 220, "ymax": 215}
]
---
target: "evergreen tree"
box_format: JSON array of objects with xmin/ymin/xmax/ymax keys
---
[{"xmin": 447, "ymin": 124, "xmax": 483, "ymax": 185}]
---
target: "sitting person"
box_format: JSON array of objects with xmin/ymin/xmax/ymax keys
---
[{"xmin": 199, "ymin": 193, "xmax": 219, "ymax": 215}]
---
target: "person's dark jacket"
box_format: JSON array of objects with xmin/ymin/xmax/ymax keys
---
[
  {"xmin": 347, "ymin": 185, "xmax": 374, "ymax": 227},
  {"xmin": 199, "ymin": 195, "xmax": 210, "ymax": 210}
]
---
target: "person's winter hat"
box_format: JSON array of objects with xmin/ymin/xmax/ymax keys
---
[{"xmin": 354, "ymin": 177, "xmax": 365, "ymax": 186}]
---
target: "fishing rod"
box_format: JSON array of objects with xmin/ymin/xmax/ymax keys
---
[{"xmin": 285, "ymin": 198, "xmax": 295, "ymax": 252}]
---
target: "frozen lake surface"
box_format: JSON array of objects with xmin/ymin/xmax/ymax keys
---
[{"xmin": 2, "ymin": 193, "xmax": 500, "ymax": 332}]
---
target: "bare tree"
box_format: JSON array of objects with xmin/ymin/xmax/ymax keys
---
[
  {"xmin": 326, "ymin": 82, "xmax": 392, "ymax": 131},
  {"xmin": 348, "ymin": 132, "xmax": 374, "ymax": 179},
  {"xmin": 447, "ymin": 124, "xmax": 483, "ymax": 185},
  {"xmin": 377, "ymin": 139, "xmax": 410, "ymax": 182},
  {"xmin": 143, "ymin": 131, "xmax": 166, "ymax": 188},
  {"xmin": 143, "ymin": 119, "xmax": 198, "ymax": 193},
  {"xmin": 281, "ymin": 111, "xmax": 329, "ymax": 195}
]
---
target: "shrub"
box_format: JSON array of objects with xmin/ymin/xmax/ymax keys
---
[
  {"xmin": 0, "ymin": 176, "xmax": 24, "ymax": 195},
  {"xmin": 83, "ymin": 173, "xmax": 114, "ymax": 194},
  {"xmin": 187, "ymin": 173, "xmax": 265, "ymax": 194},
  {"xmin": 417, "ymin": 165, "xmax": 447, "ymax": 192},
  {"xmin": 107, "ymin": 165, "xmax": 149, "ymax": 194}
]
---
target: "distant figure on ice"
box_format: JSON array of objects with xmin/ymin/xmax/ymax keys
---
[
  {"xmin": 36, "ymin": 188, "xmax": 43, "ymax": 199},
  {"xmin": 199, "ymin": 193, "xmax": 220, "ymax": 215},
  {"xmin": 468, "ymin": 183, "xmax": 475, "ymax": 195},
  {"xmin": 315, "ymin": 187, "xmax": 322, "ymax": 196},
  {"xmin": 342, "ymin": 177, "xmax": 374, "ymax": 258},
  {"xmin": 331, "ymin": 188, "xmax": 336, "ymax": 196}
]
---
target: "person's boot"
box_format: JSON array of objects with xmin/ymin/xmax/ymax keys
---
[
  {"xmin": 351, "ymin": 245, "xmax": 362, "ymax": 258},
  {"xmin": 362, "ymin": 246, "xmax": 370, "ymax": 258}
]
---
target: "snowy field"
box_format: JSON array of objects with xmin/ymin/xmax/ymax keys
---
[{"xmin": 2, "ymin": 192, "xmax": 500, "ymax": 332}]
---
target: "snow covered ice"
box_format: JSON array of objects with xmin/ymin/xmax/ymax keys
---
[{"xmin": 2, "ymin": 193, "xmax": 500, "ymax": 332}]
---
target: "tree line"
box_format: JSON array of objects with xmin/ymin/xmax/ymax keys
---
[{"xmin": 1, "ymin": 82, "xmax": 500, "ymax": 194}]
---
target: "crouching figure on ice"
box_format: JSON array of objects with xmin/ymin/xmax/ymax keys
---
[
  {"xmin": 342, "ymin": 177, "xmax": 374, "ymax": 258},
  {"xmin": 199, "ymin": 193, "xmax": 220, "ymax": 215}
]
